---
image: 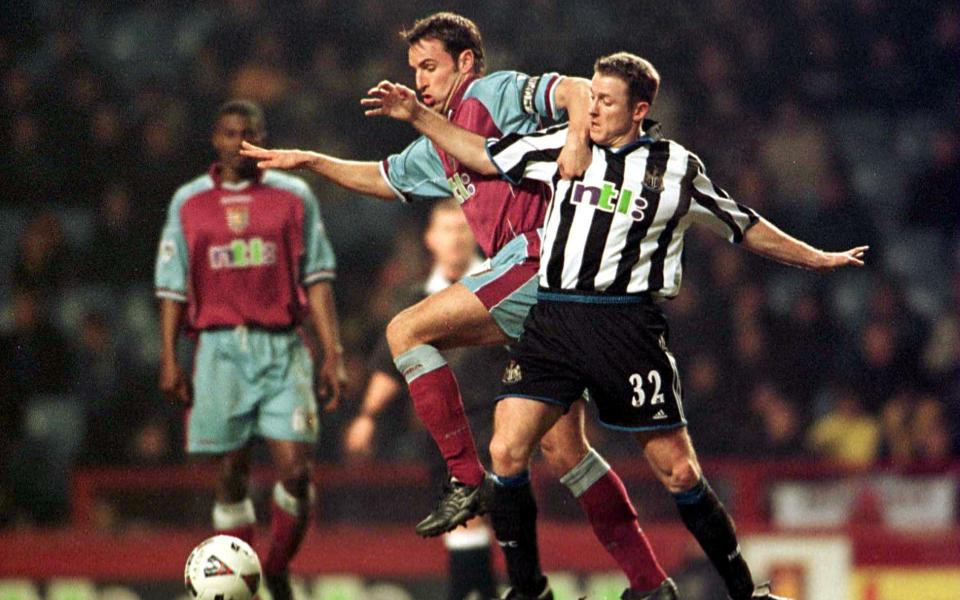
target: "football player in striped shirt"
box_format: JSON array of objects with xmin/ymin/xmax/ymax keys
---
[{"xmin": 364, "ymin": 51, "xmax": 868, "ymax": 600}]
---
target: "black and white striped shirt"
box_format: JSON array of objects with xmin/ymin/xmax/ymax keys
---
[{"xmin": 486, "ymin": 121, "xmax": 759, "ymax": 298}]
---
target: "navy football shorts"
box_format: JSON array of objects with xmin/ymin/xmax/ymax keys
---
[{"xmin": 497, "ymin": 295, "xmax": 688, "ymax": 432}]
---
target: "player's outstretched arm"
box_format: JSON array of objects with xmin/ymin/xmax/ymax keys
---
[
  {"xmin": 362, "ymin": 80, "xmax": 499, "ymax": 177},
  {"xmin": 742, "ymin": 217, "xmax": 869, "ymax": 272},
  {"xmin": 239, "ymin": 142, "xmax": 396, "ymax": 200},
  {"xmin": 554, "ymin": 76, "xmax": 593, "ymax": 179}
]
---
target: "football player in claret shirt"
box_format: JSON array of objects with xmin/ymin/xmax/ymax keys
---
[{"xmin": 155, "ymin": 100, "xmax": 347, "ymax": 600}]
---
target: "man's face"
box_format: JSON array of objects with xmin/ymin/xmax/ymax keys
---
[
  {"xmin": 588, "ymin": 73, "xmax": 647, "ymax": 147},
  {"xmin": 408, "ymin": 38, "xmax": 463, "ymax": 111},
  {"xmin": 212, "ymin": 113, "xmax": 264, "ymax": 172},
  {"xmin": 425, "ymin": 207, "xmax": 475, "ymax": 270}
]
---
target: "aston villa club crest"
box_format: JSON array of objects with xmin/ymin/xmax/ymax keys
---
[
  {"xmin": 226, "ymin": 205, "xmax": 250, "ymax": 233},
  {"xmin": 502, "ymin": 360, "xmax": 522, "ymax": 384}
]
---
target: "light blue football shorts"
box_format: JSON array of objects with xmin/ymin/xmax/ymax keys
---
[
  {"xmin": 187, "ymin": 326, "xmax": 319, "ymax": 454},
  {"xmin": 460, "ymin": 230, "xmax": 541, "ymax": 341}
]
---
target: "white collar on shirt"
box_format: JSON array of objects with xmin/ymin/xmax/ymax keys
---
[{"xmin": 222, "ymin": 180, "xmax": 253, "ymax": 191}]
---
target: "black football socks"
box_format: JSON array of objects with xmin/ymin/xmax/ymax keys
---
[
  {"xmin": 490, "ymin": 472, "xmax": 548, "ymax": 597},
  {"xmin": 673, "ymin": 477, "xmax": 754, "ymax": 600}
]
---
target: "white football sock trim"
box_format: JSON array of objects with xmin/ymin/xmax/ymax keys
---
[
  {"xmin": 559, "ymin": 448, "xmax": 611, "ymax": 498},
  {"xmin": 444, "ymin": 525, "xmax": 492, "ymax": 550},
  {"xmin": 273, "ymin": 482, "xmax": 315, "ymax": 517},
  {"xmin": 212, "ymin": 498, "xmax": 256, "ymax": 530}
]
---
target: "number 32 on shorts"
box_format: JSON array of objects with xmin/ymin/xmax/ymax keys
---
[{"xmin": 629, "ymin": 370, "xmax": 665, "ymax": 407}]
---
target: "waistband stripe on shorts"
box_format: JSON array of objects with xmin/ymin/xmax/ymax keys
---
[{"xmin": 536, "ymin": 289, "xmax": 654, "ymax": 305}]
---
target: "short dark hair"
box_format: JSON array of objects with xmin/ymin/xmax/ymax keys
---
[
  {"xmin": 594, "ymin": 52, "xmax": 660, "ymax": 106},
  {"xmin": 215, "ymin": 99, "xmax": 266, "ymax": 133},
  {"xmin": 401, "ymin": 12, "xmax": 485, "ymax": 74}
]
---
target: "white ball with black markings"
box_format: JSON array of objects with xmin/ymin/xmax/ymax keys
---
[{"xmin": 184, "ymin": 535, "xmax": 261, "ymax": 600}]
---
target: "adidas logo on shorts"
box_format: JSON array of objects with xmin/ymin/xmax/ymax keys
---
[{"xmin": 653, "ymin": 409, "xmax": 668, "ymax": 420}]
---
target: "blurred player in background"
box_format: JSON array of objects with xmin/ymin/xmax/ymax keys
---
[
  {"xmin": 155, "ymin": 100, "xmax": 347, "ymax": 600},
  {"xmin": 365, "ymin": 50, "xmax": 870, "ymax": 600},
  {"xmin": 344, "ymin": 199, "xmax": 500, "ymax": 600},
  {"xmin": 242, "ymin": 12, "xmax": 676, "ymax": 600}
]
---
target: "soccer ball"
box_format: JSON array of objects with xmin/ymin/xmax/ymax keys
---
[{"xmin": 184, "ymin": 535, "xmax": 262, "ymax": 600}]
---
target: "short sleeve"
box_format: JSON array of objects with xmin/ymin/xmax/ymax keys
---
[
  {"xmin": 154, "ymin": 191, "xmax": 190, "ymax": 302},
  {"xmin": 686, "ymin": 156, "xmax": 759, "ymax": 243},
  {"xmin": 380, "ymin": 136, "xmax": 451, "ymax": 202},
  {"xmin": 485, "ymin": 124, "xmax": 569, "ymax": 185},
  {"xmin": 464, "ymin": 71, "xmax": 567, "ymax": 135},
  {"xmin": 301, "ymin": 185, "xmax": 337, "ymax": 286}
]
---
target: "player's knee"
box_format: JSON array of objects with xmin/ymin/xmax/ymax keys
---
[
  {"xmin": 385, "ymin": 313, "xmax": 410, "ymax": 352},
  {"xmin": 539, "ymin": 435, "xmax": 588, "ymax": 478},
  {"xmin": 666, "ymin": 459, "xmax": 702, "ymax": 494},
  {"xmin": 216, "ymin": 457, "xmax": 250, "ymax": 499},
  {"xmin": 489, "ymin": 435, "xmax": 531, "ymax": 476},
  {"xmin": 385, "ymin": 309, "xmax": 425, "ymax": 354}
]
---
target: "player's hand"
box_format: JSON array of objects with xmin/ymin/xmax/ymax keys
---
[
  {"xmin": 239, "ymin": 141, "xmax": 314, "ymax": 171},
  {"xmin": 362, "ymin": 80, "xmax": 421, "ymax": 122},
  {"xmin": 159, "ymin": 360, "xmax": 192, "ymax": 407},
  {"xmin": 317, "ymin": 353, "xmax": 347, "ymax": 412},
  {"xmin": 558, "ymin": 133, "xmax": 592, "ymax": 179},
  {"xmin": 343, "ymin": 415, "xmax": 376, "ymax": 460},
  {"xmin": 815, "ymin": 245, "xmax": 869, "ymax": 272}
]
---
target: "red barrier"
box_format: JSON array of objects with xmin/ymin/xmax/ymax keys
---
[
  {"xmin": 2, "ymin": 523, "xmax": 959, "ymax": 580},
  {"xmin": 0, "ymin": 458, "xmax": 940, "ymax": 581},
  {"xmin": 69, "ymin": 459, "xmax": 960, "ymax": 527}
]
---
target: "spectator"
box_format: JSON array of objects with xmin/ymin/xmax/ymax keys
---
[
  {"xmin": 853, "ymin": 319, "xmax": 916, "ymax": 412},
  {"xmin": 4, "ymin": 112, "xmax": 49, "ymax": 206},
  {"xmin": 75, "ymin": 310, "xmax": 161, "ymax": 465},
  {"xmin": 83, "ymin": 181, "xmax": 154, "ymax": 285},
  {"xmin": 757, "ymin": 98, "xmax": 832, "ymax": 204},
  {"xmin": 0, "ymin": 288, "xmax": 72, "ymax": 410},
  {"xmin": 800, "ymin": 166, "xmax": 882, "ymax": 256},
  {"xmin": 682, "ymin": 351, "xmax": 737, "ymax": 456},
  {"xmin": 879, "ymin": 391, "xmax": 913, "ymax": 466},
  {"xmin": 911, "ymin": 395, "xmax": 953, "ymax": 465},
  {"xmin": 881, "ymin": 391, "xmax": 954, "ymax": 467},
  {"xmin": 807, "ymin": 384, "xmax": 881, "ymax": 469},
  {"xmin": 907, "ymin": 127, "xmax": 960, "ymax": 247},
  {"xmin": 0, "ymin": 288, "xmax": 75, "ymax": 525},
  {"xmin": 771, "ymin": 288, "xmax": 839, "ymax": 404},
  {"xmin": 742, "ymin": 382, "xmax": 805, "ymax": 458},
  {"xmin": 11, "ymin": 211, "xmax": 71, "ymax": 295}
]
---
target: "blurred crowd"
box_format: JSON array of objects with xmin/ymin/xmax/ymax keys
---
[{"xmin": 0, "ymin": 0, "xmax": 957, "ymax": 526}]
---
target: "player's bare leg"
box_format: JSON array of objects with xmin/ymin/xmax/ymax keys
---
[
  {"xmin": 260, "ymin": 439, "xmax": 316, "ymax": 600},
  {"xmin": 387, "ymin": 282, "xmax": 511, "ymax": 351},
  {"xmin": 386, "ymin": 282, "xmax": 509, "ymax": 536},
  {"xmin": 211, "ymin": 447, "xmax": 257, "ymax": 545},
  {"xmin": 637, "ymin": 427, "xmax": 782, "ymax": 600},
  {"xmin": 540, "ymin": 405, "xmax": 675, "ymax": 598}
]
